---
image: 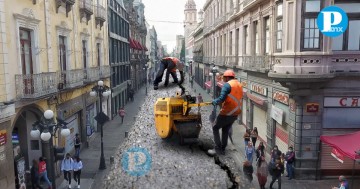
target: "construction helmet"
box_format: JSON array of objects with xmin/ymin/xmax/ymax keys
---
[{"xmin": 223, "ymin": 69, "xmax": 235, "ymax": 77}]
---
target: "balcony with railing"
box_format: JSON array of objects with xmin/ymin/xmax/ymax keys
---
[
  {"xmin": 55, "ymin": 0, "xmax": 75, "ymax": 17},
  {"xmin": 95, "ymin": 4, "xmax": 106, "ymax": 28},
  {"xmin": 84, "ymin": 67, "xmax": 100, "ymax": 83},
  {"xmin": 241, "ymin": 55, "xmax": 270, "ymax": 72},
  {"xmin": 193, "ymin": 55, "xmax": 203, "ymax": 63},
  {"xmin": 99, "ymin": 65, "xmax": 111, "ymax": 78},
  {"xmin": 243, "ymin": 0, "xmax": 261, "ymax": 10},
  {"xmin": 15, "ymin": 72, "xmax": 58, "ymax": 99},
  {"xmin": 59, "ymin": 69, "xmax": 84, "ymax": 90},
  {"xmin": 80, "ymin": 0, "xmax": 93, "ymax": 23}
]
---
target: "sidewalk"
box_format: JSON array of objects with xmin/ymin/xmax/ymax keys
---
[
  {"xmin": 57, "ymin": 87, "xmax": 147, "ymax": 189},
  {"xmin": 190, "ymin": 79, "xmax": 358, "ymax": 189}
]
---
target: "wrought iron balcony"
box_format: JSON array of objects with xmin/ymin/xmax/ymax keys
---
[
  {"xmin": 15, "ymin": 72, "xmax": 58, "ymax": 99},
  {"xmin": 241, "ymin": 55, "xmax": 270, "ymax": 72},
  {"xmin": 58, "ymin": 69, "xmax": 84, "ymax": 90},
  {"xmin": 80, "ymin": 0, "xmax": 93, "ymax": 24},
  {"xmin": 95, "ymin": 4, "xmax": 106, "ymax": 28},
  {"xmin": 194, "ymin": 56, "xmax": 203, "ymax": 63},
  {"xmin": 99, "ymin": 65, "xmax": 111, "ymax": 78},
  {"xmin": 84, "ymin": 67, "xmax": 100, "ymax": 83}
]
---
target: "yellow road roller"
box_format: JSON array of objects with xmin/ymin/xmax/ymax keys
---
[{"xmin": 154, "ymin": 92, "xmax": 212, "ymax": 144}]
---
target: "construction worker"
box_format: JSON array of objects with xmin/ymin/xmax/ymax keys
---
[
  {"xmin": 153, "ymin": 57, "xmax": 185, "ymax": 93},
  {"xmin": 208, "ymin": 69, "xmax": 243, "ymax": 155}
]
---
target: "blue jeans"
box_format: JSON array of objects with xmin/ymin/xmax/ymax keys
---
[
  {"xmin": 39, "ymin": 170, "xmax": 52, "ymax": 187},
  {"xmin": 286, "ymin": 163, "xmax": 294, "ymax": 179}
]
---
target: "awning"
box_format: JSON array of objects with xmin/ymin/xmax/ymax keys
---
[
  {"xmin": 246, "ymin": 92, "xmax": 267, "ymax": 106},
  {"xmin": 205, "ymin": 81, "xmax": 225, "ymax": 89},
  {"xmin": 130, "ymin": 39, "xmax": 137, "ymax": 49},
  {"xmin": 135, "ymin": 40, "xmax": 143, "ymax": 50},
  {"xmin": 320, "ymin": 131, "xmax": 360, "ymax": 161}
]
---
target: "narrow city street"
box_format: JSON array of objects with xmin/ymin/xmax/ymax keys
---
[
  {"xmin": 102, "ymin": 78, "xmax": 245, "ymax": 188},
  {"xmin": 63, "ymin": 77, "xmax": 360, "ymax": 189}
]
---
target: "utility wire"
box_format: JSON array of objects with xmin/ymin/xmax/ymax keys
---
[{"xmin": 147, "ymin": 19, "xmax": 193, "ymax": 24}]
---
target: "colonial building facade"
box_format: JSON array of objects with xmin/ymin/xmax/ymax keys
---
[
  {"xmin": 124, "ymin": 0, "xmax": 148, "ymax": 92},
  {"xmin": 0, "ymin": 0, "xmax": 109, "ymax": 188},
  {"xmin": 199, "ymin": 0, "xmax": 360, "ymax": 178},
  {"xmin": 108, "ymin": 0, "xmax": 131, "ymax": 117}
]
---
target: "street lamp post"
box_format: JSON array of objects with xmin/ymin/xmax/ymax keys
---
[
  {"xmin": 143, "ymin": 65, "xmax": 148, "ymax": 96},
  {"xmin": 209, "ymin": 63, "xmax": 219, "ymax": 114},
  {"xmin": 90, "ymin": 80, "xmax": 111, "ymax": 170},
  {"xmin": 30, "ymin": 110, "xmax": 71, "ymax": 189}
]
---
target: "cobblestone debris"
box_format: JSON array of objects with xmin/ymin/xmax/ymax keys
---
[{"xmin": 103, "ymin": 81, "xmax": 246, "ymax": 189}]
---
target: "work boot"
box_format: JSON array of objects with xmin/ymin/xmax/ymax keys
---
[
  {"xmin": 207, "ymin": 148, "xmax": 224, "ymax": 156},
  {"xmin": 154, "ymin": 85, "xmax": 158, "ymax": 90}
]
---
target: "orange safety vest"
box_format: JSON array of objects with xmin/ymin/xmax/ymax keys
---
[
  {"xmin": 163, "ymin": 57, "xmax": 179, "ymax": 72},
  {"xmin": 219, "ymin": 79, "xmax": 243, "ymax": 116}
]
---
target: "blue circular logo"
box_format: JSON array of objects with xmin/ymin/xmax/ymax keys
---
[
  {"xmin": 121, "ymin": 147, "xmax": 152, "ymax": 176},
  {"xmin": 317, "ymin": 6, "xmax": 348, "ymax": 37}
]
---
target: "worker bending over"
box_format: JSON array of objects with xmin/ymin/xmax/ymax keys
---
[
  {"xmin": 153, "ymin": 57, "xmax": 185, "ymax": 92},
  {"xmin": 208, "ymin": 69, "xmax": 243, "ymax": 155}
]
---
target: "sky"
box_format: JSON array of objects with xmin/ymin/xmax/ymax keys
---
[{"xmin": 142, "ymin": 0, "xmax": 206, "ymax": 54}]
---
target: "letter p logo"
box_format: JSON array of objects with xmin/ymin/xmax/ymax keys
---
[
  {"xmin": 317, "ymin": 6, "xmax": 348, "ymax": 37},
  {"xmin": 122, "ymin": 147, "xmax": 152, "ymax": 176},
  {"xmin": 321, "ymin": 11, "xmax": 342, "ymax": 32}
]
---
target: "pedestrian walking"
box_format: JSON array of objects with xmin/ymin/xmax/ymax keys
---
[
  {"xmin": 118, "ymin": 107, "xmax": 126, "ymax": 124},
  {"xmin": 243, "ymin": 161, "xmax": 254, "ymax": 183},
  {"xmin": 197, "ymin": 93, "xmax": 203, "ymax": 103},
  {"xmin": 30, "ymin": 159, "xmax": 43, "ymax": 189},
  {"xmin": 256, "ymin": 155, "xmax": 268, "ymax": 189},
  {"xmin": 38, "ymin": 157, "xmax": 52, "ymax": 189},
  {"xmin": 61, "ymin": 153, "xmax": 74, "ymax": 189},
  {"xmin": 271, "ymin": 145, "xmax": 282, "ymax": 163},
  {"xmin": 243, "ymin": 129, "xmax": 251, "ymax": 147},
  {"xmin": 73, "ymin": 157, "xmax": 83, "ymax": 189},
  {"xmin": 285, "ymin": 146, "xmax": 295, "ymax": 180},
  {"xmin": 74, "ymin": 134, "xmax": 81, "ymax": 158},
  {"xmin": 129, "ymin": 89, "xmax": 134, "ymax": 102},
  {"xmin": 190, "ymin": 75, "xmax": 194, "ymax": 88},
  {"xmin": 269, "ymin": 158, "xmax": 284, "ymax": 189},
  {"xmin": 332, "ymin": 175, "xmax": 349, "ymax": 189},
  {"xmin": 251, "ymin": 127, "xmax": 258, "ymax": 147},
  {"xmin": 207, "ymin": 70, "xmax": 243, "ymax": 156},
  {"xmin": 256, "ymin": 142, "xmax": 265, "ymax": 162},
  {"xmin": 245, "ymin": 141, "xmax": 255, "ymax": 163}
]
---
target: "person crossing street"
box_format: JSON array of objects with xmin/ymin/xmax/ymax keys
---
[{"xmin": 208, "ymin": 69, "xmax": 243, "ymax": 155}]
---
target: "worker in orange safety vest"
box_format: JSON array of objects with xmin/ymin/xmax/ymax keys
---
[
  {"xmin": 208, "ymin": 69, "xmax": 243, "ymax": 156},
  {"xmin": 153, "ymin": 57, "xmax": 185, "ymax": 93}
]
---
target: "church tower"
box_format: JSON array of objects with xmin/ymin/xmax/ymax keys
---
[{"xmin": 184, "ymin": 0, "xmax": 197, "ymax": 38}]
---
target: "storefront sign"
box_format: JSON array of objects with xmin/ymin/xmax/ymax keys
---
[
  {"xmin": 63, "ymin": 105, "xmax": 82, "ymax": 119},
  {"xmin": 0, "ymin": 146, "xmax": 5, "ymax": 161},
  {"xmin": 271, "ymin": 105, "xmax": 283, "ymax": 125},
  {"xmin": 324, "ymin": 97, "xmax": 360, "ymax": 107},
  {"xmin": 251, "ymin": 84, "xmax": 267, "ymax": 96},
  {"xmin": 0, "ymin": 130, "xmax": 6, "ymax": 146},
  {"xmin": 273, "ymin": 91, "xmax": 289, "ymax": 105},
  {"xmin": 306, "ymin": 103, "xmax": 320, "ymax": 113},
  {"xmin": 331, "ymin": 148, "xmax": 344, "ymax": 163}
]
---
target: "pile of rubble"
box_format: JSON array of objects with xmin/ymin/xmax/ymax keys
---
[{"xmin": 103, "ymin": 82, "xmax": 246, "ymax": 188}]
